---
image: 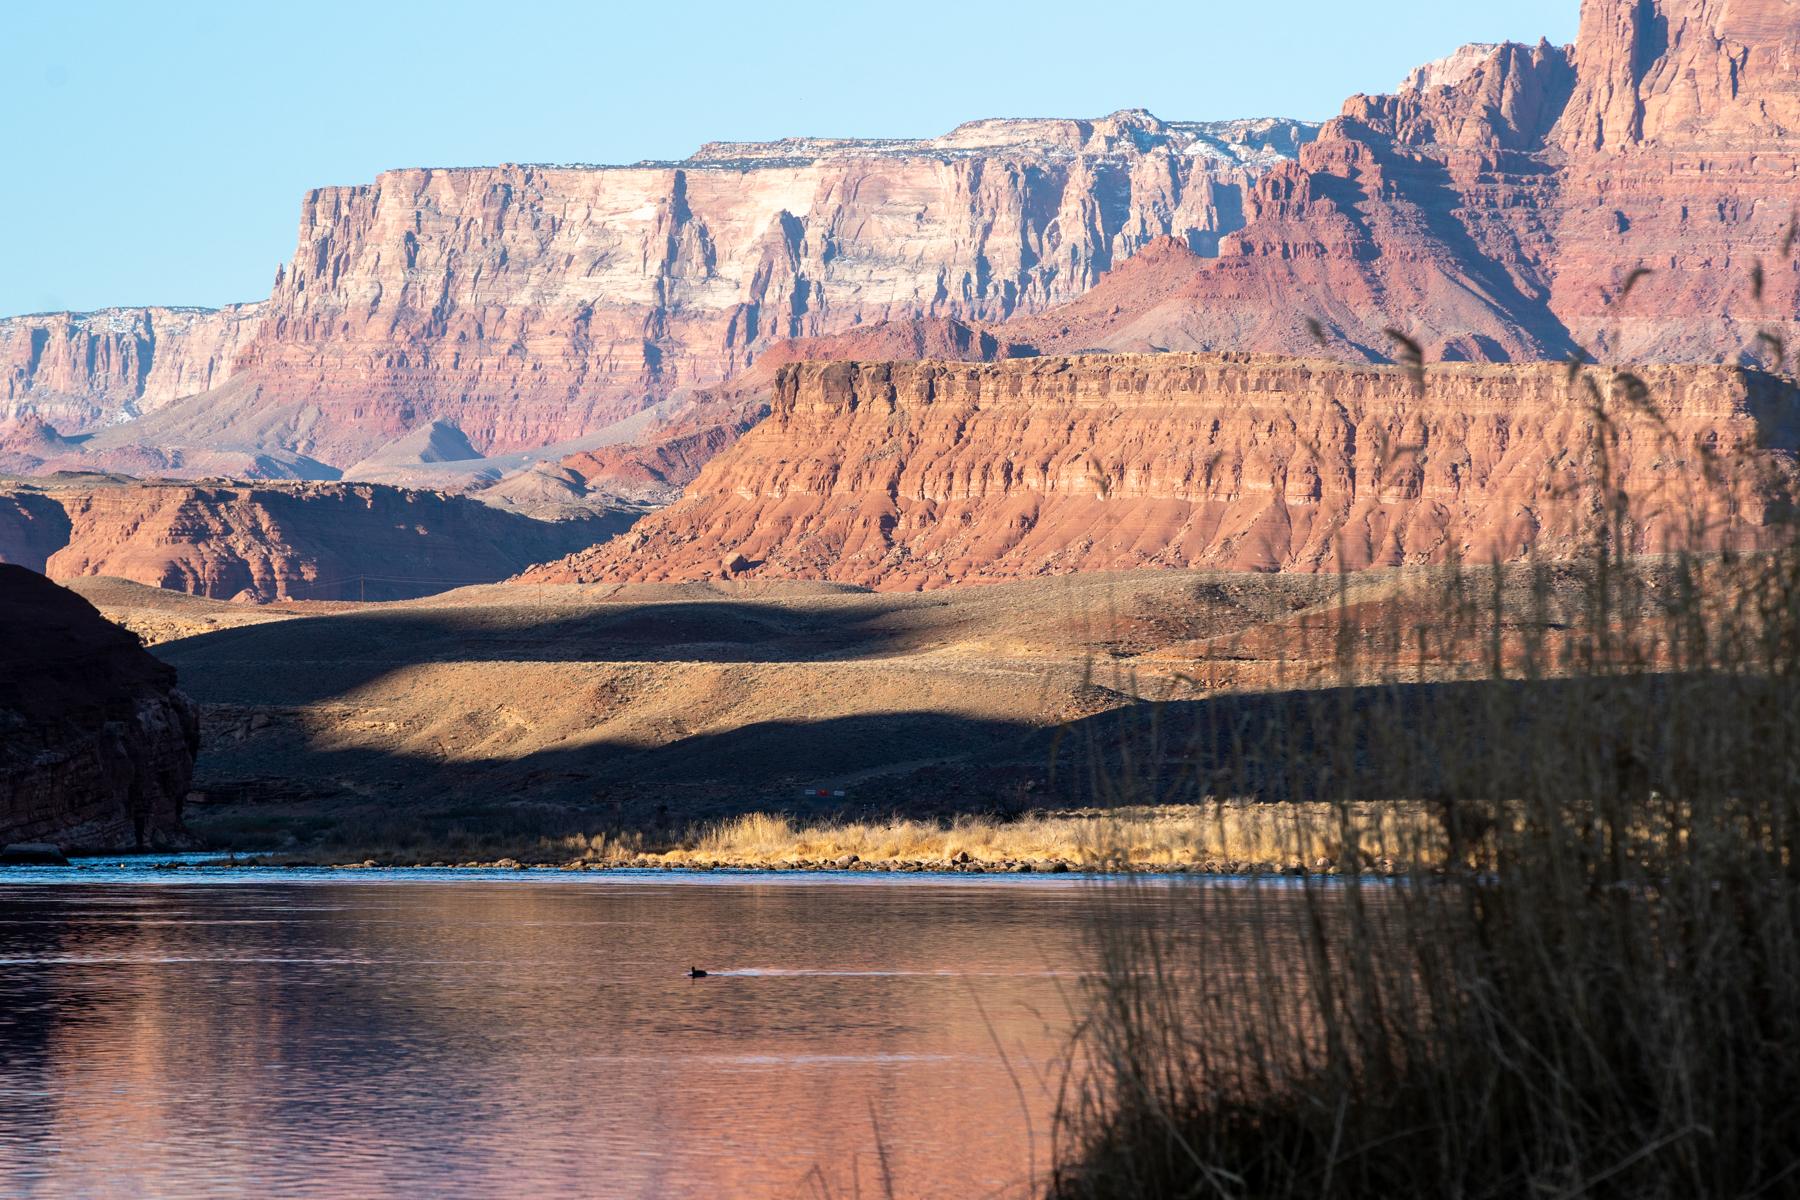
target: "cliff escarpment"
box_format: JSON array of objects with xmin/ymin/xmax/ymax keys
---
[
  {"xmin": 1, "ymin": 565, "xmax": 199, "ymax": 849},
  {"xmin": 5, "ymin": 0, "xmax": 1797, "ymax": 488},
  {"xmin": 0, "ymin": 478, "xmax": 634, "ymax": 601},
  {"xmin": 0, "ymin": 305, "xmax": 264, "ymax": 433},
  {"xmin": 527, "ymin": 354, "xmax": 1799, "ymax": 589},
  {"xmin": 974, "ymin": 0, "xmax": 1800, "ymax": 368},
  {"xmin": 60, "ymin": 114, "xmax": 1310, "ymax": 468}
]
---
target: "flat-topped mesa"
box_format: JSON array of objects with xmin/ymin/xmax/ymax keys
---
[
  {"xmin": 73, "ymin": 111, "xmax": 1314, "ymax": 469},
  {"xmin": 690, "ymin": 111, "xmax": 1316, "ymax": 165},
  {"xmin": 523, "ymin": 354, "xmax": 1799, "ymax": 590}
]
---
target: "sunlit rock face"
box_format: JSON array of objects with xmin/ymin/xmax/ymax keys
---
[
  {"xmin": 979, "ymin": 1, "xmax": 1800, "ymax": 368},
  {"xmin": 3, "ymin": 113, "xmax": 1313, "ymax": 468},
  {"xmin": 8, "ymin": 0, "xmax": 1800, "ymax": 499},
  {"xmin": 0, "ymin": 478, "xmax": 631, "ymax": 602},
  {"xmin": 0, "ymin": 306, "xmax": 263, "ymax": 433},
  {"xmin": 524, "ymin": 354, "xmax": 1799, "ymax": 589},
  {"xmin": 0, "ymin": 565, "xmax": 199, "ymax": 849}
]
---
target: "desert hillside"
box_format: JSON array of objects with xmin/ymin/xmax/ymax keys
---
[{"xmin": 72, "ymin": 569, "xmax": 1457, "ymax": 838}]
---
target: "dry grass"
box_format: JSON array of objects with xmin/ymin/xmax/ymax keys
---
[
  {"xmin": 661, "ymin": 804, "xmax": 1438, "ymax": 870},
  {"xmin": 233, "ymin": 804, "xmax": 1440, "ymax": 871}
]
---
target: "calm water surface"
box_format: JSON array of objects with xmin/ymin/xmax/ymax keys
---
[{"xmin": 0, "ymin": 861, "xmax": 1204, "ymax": 1199}]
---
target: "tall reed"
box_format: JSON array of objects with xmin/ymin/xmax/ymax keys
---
[{"xmin": 1050, "ymin": 362, "xmax": 1800, "ymax": 1198}]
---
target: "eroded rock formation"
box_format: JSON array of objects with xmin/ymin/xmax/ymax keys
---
[
  {"xmin": 1, "ymin": 564, "xmax": 199, "ymax": 848},
  {"xmin": 0, "ymin": 478, "xmax": 634, "ymax": 601},
  {"xmin": 526, "ymin": 354, "xmax": 1798, "ymax": 589},
  {"xmin": 985, "ymin": 0, "xmax": 1800, "ymax": 367},
  {"xmin": 0, "ymin": 305, "xmax": 264, "ymax": 433},
  {"xmin": 5, "ymin": 0, "xmax": 1796, "ymax": 503},
  {"xmin": 45, "ymin": 114, "xmax": 1310, "ymax": 468}
]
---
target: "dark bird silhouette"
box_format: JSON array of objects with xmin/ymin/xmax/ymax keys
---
[{"xmin": 688, "ymin": 967, "xmax": 708, "ymax": 978}]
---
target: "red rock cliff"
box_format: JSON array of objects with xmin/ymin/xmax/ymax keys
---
[
  {"xmin": 1555, "ymin": 0, "xmax": 1800, "ymax": 151},
  {"xmin": 990, "ymin": 3, "xmax": 1798, "ymax": 369},
  {"xmin": 12, "ymin": 1, "xmax": 1799, "ymax": 482},
  {"xmin": 0, "ymin": 480, "xmax": 633, "ymax": 601},
  {"xmin": 526, "ymin": 354, "xmax": 1798, "ymax": 589},
  {"xmin": 0, "ymin": 305, "xmax": 264, "ymax": 433},
  {"xmin": 79, "ymin": 115, "xmax": 1309, "ymax": 467}
]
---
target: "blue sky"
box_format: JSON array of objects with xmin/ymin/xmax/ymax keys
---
[{"xmin": 1, "ymin": 1, "xmax": 1578, "ymax": 317}]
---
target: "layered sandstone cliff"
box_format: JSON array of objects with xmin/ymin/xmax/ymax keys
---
[
  {"xmin": 0, "ymin": 305, "xmax": 264, "ymax": 433},
  {"xmin": 1, "ymin": 564, "xmax": 199, "ymax": 848},
  {"xmin": 8, "ymin": 0, "xmax": 1797, "ymax": 490},
  {"xmin": 63, "ymin": 114, "xmax": 1310, "ymax": 468},
  {"xmin": 981, "ymin": 0, "xmax": 1800, "ymax": 368},
  {"xmin": 1554, "ymin": 0, "xmax": 1800, "ymax": 152},
  {"xmin": 0, "ymin": 478, "xmax": 632, "ymax": 601},
  {"xmin": 526, "ymin": 355, "xmax": 1798, "ymax": 589}
]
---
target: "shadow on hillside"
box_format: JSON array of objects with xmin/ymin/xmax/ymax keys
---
[
  {"xmin": 156, "ymin": 598, "xmax": 945, "ymax": 704},
  {"xmin": 188, "ymin": 709, "xmax": 1046, "ymax": 831},
  {"xmin": 1038, "ymin": 671, "xmax": 1800, "ymax": 806},
  {"xmin": 180, "ymin": 662, "xmax": 1799, "ymax": 844}
]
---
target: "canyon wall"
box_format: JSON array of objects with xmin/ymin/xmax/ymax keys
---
[
  {"xmin": 7, "ymin": 0, "xmax": 1797, "ymax": 499},
  {"xmin": 985, "ymin": 0, "xmax": 1800, "ymax": 367},
  {"xmin": 0, "ymin": 305, "xmax": 264, "ymax": 433},
  {"xmin": 527, "ymin": 354, "xmax": 1798, "ymax": 589},
  {"xmin": 1, "ymin": 564, "xmax": 199, "ymax": 849},
  {"xmin": 0, "ymin": 479, "xmax": 632, "ymax": 601},
  {"xmin": 58, "ymin": 115, "xmax": 1311, "ymax": 468}
]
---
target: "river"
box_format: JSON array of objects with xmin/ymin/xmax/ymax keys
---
[{"xmin": 0, "ymin": 861, "xmax": 1204, "ymax": 1199}]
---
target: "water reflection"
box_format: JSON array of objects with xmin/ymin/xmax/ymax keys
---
[{"xmin": 0, "ymin": 874, "xmax": 1151, "ymax": 1199}]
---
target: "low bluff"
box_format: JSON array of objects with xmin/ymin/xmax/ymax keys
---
[
  {"xmin": 0, "ymin": 479, "xmax": 634, "ymax": 602},
  {"xmin": 1, "ymin": 565, "xmax": 199, "ymax": 849},
  {"xmin": 524, "ymin": 354, "xmax": 1800, "ymax": 590}
]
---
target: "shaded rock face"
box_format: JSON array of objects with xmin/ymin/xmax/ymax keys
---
[
  {"xmin": 48, "ymin": 114, "xmax": 1312, "ymax": 469},
  {"xmin": 0, "ymin": 479, "xmax": 634, "ymax": 601},
  {"xmin": 0, "ymin": 489, "xmax": 71, "ymax": 572},
  {"xmin": 527, "ymin": 355, "xmax": 1799, "ymax": 589},
  {"xmin": 1, "ymin": 565, "xmax": 199, "ymax": 849}
]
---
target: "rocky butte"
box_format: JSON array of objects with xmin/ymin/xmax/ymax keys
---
[{"xmin": 0, "ymin": 564, "xmax": 199, "ymax": 849}]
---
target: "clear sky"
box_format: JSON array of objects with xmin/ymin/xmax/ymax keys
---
[{"xmin": 1, "ymin": 0, "xmax": 1579, "ymax": 318}]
